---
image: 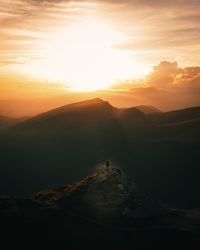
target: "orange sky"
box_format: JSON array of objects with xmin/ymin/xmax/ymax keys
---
[{"xmin": 0, "ymin": 1, "xmax": 200, "ymax": 116}]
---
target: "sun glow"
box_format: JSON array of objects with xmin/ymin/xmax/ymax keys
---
[{"xmin": 22, "ymin": 18, "xmax": 148, "ymax": 91}]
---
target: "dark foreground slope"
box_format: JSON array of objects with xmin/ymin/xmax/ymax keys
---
[
  {"xmin": 0, "ymin": 99, "xmax": 200, "ymax": 208},
  {"xmin": 1, "ymin": 166, "xmax": 200, "ymax": 250}
]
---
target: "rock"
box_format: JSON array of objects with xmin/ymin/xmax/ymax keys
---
[{"xmin": 33, "ymin": 165, "xmax": 168, "ymax": 222}]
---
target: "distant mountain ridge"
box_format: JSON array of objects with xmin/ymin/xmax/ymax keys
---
[
  {"xmin": 4, "ymin": 98, "xmax": 200, "ymax": 139},
  {"xmin": 1, "ymin": 98, "xmax": 158, "ymax": 126},
  {"xmin": 5, "ymin": 98, "xmax": 146, "ymax": 134}
]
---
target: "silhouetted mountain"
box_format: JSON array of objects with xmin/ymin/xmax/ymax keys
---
[
  {"xmin": 11, "ymin": 98, "xmax": 116, "ymax": 133},
  {"xmin": 0, "ymin": 99, "xmax": 199, "ymax": 209},
  {"xmin": 7, "ymin": 98, "xmax": 145, "ymax": 134}
]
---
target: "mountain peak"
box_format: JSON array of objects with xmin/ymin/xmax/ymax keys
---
[
  {"xmin": 84, "ymin": 97, "xmax": 105, "ymax": 103},
  {"xmin": 67, "ymin": 97, "xmax": 111, "ymax": 108}
]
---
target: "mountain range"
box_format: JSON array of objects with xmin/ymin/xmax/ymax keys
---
[{"xmin": 0, "ymin": 98, "xmax": 200, "ymax": 208}]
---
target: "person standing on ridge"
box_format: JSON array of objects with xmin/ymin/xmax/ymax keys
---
[{"xmin": 105, "ymin": 160, "xmax": 110, "ymax": 168}]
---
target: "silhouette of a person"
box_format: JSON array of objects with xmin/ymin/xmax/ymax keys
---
[{"xmin": 105, "ymin": 160, "xmax": 110, "ymax": 168}]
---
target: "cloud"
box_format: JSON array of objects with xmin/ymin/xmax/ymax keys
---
[
  {"xmin": 1, "ymin": 0, "xmax": 200, "ymax": 68},
  {"xmin": 105, "ymin": 0, "xmax": 200, "ymax": 66},
  {"xmin": 110, "ymin": 61, "xmax": 200, "ymax": 111},
  {"xmin": 147, "ymin": 61, "xmax": 200, "ymax": 89},
  {"xmin": 147, "ymin": 61, "xmax": 180, "ymax": 88},
  {"xmin": 0, "ymin": 0, "xmax": 200, "ymax": 113},
  {"xmin": 0, "ymin": 0, "xmax": 86, "ymax": 66}
]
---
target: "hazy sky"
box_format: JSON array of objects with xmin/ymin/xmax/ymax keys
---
[{"xmin": 0, "ymin": 0, "xmax": 200, "ymax": 107}]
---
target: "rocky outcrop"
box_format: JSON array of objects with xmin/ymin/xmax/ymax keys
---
[{"xmin": 33, "ymin": 165, "xmax": 168, "ymax": 221}]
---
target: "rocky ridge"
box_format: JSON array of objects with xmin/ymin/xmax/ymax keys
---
[{"xmin": 32, "ymin": 165, "xmax": 168, "ymax": 222}]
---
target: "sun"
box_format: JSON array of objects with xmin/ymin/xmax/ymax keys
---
[{"xmin": 23, "ymin": 18, "xmax": 148, "ymax": 91}]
